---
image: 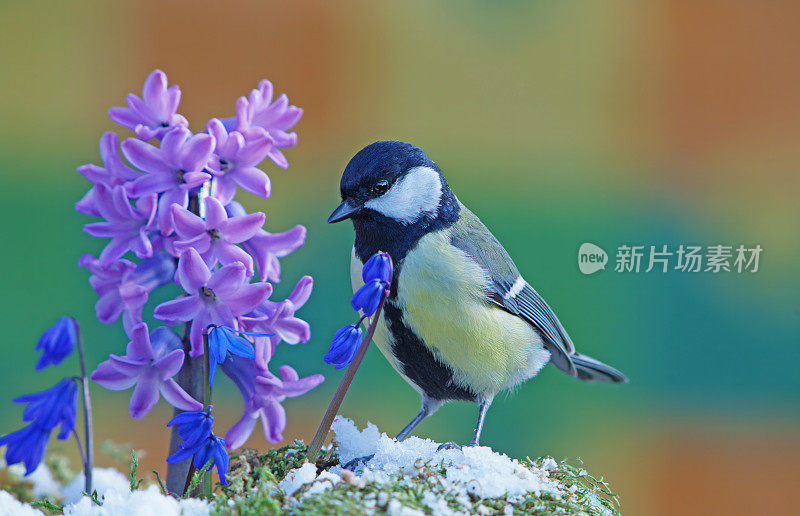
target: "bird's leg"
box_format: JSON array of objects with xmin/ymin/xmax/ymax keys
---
[
  {"xmin": 395, "ymin": 408, "xmax": 429, "ymax": 442},
  {"xmin": 437, "ymin": 398, "xmax": 492, "ymax": 451},
  {"xmin": 469, "ymin": 399, "xmax": 492, "ymax": 447},
  {"xmin": 397, "ymin": 396, "xmax": 442, "ymax": 441}
]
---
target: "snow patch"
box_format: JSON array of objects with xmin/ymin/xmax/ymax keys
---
[
  {"xmin": 422, "ymin": 491, "xmax": 456, "ymax": 515},
  {"xmin": 387, "ymin": 498, "xmax": 426, "ymax": 516},
  {"xmin": 331, "ymin": 417, "xmax": 381, "ymax": 462},
  {"xmin": 541, "ymin": 457, "xmax": 559, "ymax": 471},
  {"xmin": 62, "ymin": 467, "xmax": 130, "ymax": 504},
  {"xmin": 330, "ymin": 415, "xmax": 561, "ymax": 500},
  {"xmin": 7, "ymin": 464, "xmax": 62, "ymax": 498},
  {"xmin": 64, "ymin": 485, "xmax": 209, "ymax": 516},
  {"xmin": 0, "ymin": 490, "xmax": 44, "ymax": 516},
  {"xmin": 279, "ymin": 462, "xmax": 342, "ymax": 498},
  {"xmin": 0, "ymin": 465, "xmax": 210, "ymax": 516}
]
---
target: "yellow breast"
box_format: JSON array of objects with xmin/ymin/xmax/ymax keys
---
[
  {"xmin": 351, "ymin": 230, "xmax": 548, "ymax": 398},
  {"xmin": 397, "ymin": 230, "xmax": 545, "ymax": 396}
]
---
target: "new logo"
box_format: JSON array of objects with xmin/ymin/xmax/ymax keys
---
[{"xmin": 578, "ymin": 243, "xmax": 608, "ymax": 275}]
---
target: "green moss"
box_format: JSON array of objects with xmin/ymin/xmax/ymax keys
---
[
  {"xmin": 210, "ymin": 441, "xmax": 338, "ymax": 516},
  {"xmin": 2, "ymin": 442, "xmax": 620, "ymax": 515},
  {"xmin": 528, "ymin": 457, "xmax": 620, "ymax": 515},
  {"xmin": 211, "ymin": 443, "xmax": 620, "ymax": 516},
  {"xmin": 285, "ymin": 457, "xmax": 619, "ymax": 515}
]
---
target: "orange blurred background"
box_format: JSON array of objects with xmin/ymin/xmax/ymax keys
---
[{"xmin": 1, "ymin": 1, "xmax": 798, "ymax": 514}]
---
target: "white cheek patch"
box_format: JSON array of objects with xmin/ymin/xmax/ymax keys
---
[{"xmin": 364, "ymin": 166, "xmax": 443, "ymax": 224}]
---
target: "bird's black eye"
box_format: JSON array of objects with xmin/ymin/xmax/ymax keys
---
[{"xmin": 371, "ymin": 180, "xmax": 390, "ymax": 196}]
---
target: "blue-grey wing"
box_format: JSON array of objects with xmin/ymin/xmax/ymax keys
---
[{"xmin": 450, "ymin": 205, "xmax": 577, "ymax": 377}]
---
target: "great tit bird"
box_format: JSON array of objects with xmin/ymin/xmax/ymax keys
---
[{"xmin": 328, "ymin": 140, "xmax": 627, "ymax": 449}]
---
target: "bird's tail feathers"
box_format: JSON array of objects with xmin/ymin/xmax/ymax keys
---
[{"xmin": 571, "ymin": 353, "xmax": 628, "ymax": 383}]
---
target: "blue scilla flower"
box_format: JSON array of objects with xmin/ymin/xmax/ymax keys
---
[
  {"xmin": 328, "ymin": 251, "xmax": 391, "ymax": 369},
  {"xmin": 351, "ymin": 279, "xmax": 389, "ymax": 317},
  {"xmin": 35, "ymin": 316, "xmax": 78, "ymax": 370},
  {"xmin": 362, "ymin": 250, "xmax": 393, "ymax": 283},
  {"xmin": 0, "ymin": 425, "xmax": 51, "ymax": 475},
  {"xmin": 324, "ymin": 324, "xmax": 363, "ymax": 370},
  {"xmin": 207, "ymin": 325, "xmax": 272, "ymax": 386},
  {"xmin": 166, "ymin": 406, "xmax": 229, "ymax": 485},
  {"xmin": 16, "ymin": 379, "xmax": 77, "ymax": 434},
  {"xmin": 167, "ymin": 406, "xmax": 214, "ymax": 448},
  {"xmin": 352, "ymin": 251, "xmax": 392, "ymax": 316},
  {"xmin": 0, "ymin": 378, "xmax": 78, "ymax": 474},
  {"xmin": 168, "ymin": 433, "xmax": 229, "ymax": 485}
]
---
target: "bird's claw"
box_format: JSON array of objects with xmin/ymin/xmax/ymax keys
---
[
  {"xmin": 436, "ymin": 441, "xmax": 462, "ymax": 451},
  {"xmin": 342, "ymin": 454, "xmax": 374, "ymax": 472}
]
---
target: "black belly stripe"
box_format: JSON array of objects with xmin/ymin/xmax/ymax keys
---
[{"xmin": 382, "ymin": 301, "xmax": 477, "ymax": 402}]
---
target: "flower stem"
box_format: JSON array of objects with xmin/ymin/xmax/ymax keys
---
[
  {"xmin": 166, "ymin": 328, "xmax": 204, "ymax": 495},
  {"xmin": 166, "ymin": 194, "xmax": 206, "ymax": 496},
  {"xmin": 201, "ymin": 334, "xmax": 212, "ymax": 498},
  {"xmin": 306, "ymin": 295, "xmax": 387, "ymax": 464},
  {"xmin": 203, "ymin": 333, "xmax": 212, "ymax": 409},
  {"xmin": 74, "ymin": 321, "xmax": 94, "ymax": 494},
  {"xmin": 182, "ymin": 463, "xmax": 197, "ymax": 498},
  {"xmin": 71, "ymin": 429, "xmax": 86, "ymax": 467}
]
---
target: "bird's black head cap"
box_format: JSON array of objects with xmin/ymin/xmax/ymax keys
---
[
  {"xmin": 340, "ymin": 141, "xmax": 435, "ymax": 201},
  {"xmin": 329, "ymin": 140, "xmax": 459, "ymax": 263}
]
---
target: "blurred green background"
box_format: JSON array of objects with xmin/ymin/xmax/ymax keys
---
[{"xmin": 1, "ymin": 1, "xmax": 798, "ymax": 514}]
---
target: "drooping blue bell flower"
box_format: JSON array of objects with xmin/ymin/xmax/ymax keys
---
[
  {"xmin": 35, "ymin": 316, "xmax": 78, "ymax": 370},
  {"xmin": 351, "ymin": 279, "xmax": 389, "ymax": 317},
  {"xmin": 206, "ymin": 325, "xmax": 272, "ymax": 386},
  {"xmin": 362, "ymin": 250, "xmax": 393, "ymax": 283},
  {"xmin": 167, "ymin": 405, "xmax": 215, "ymax": 448},
  {"xmin": 166, "ymin": 405, "xmax": 229, "ymax": 484},
  {"xmin": 324, "ymin": 324, "xmax": 364, "ymax": 370},
  {"xmin": 0, "ymin": 378, "xmax": 78, "ymax": 475}
]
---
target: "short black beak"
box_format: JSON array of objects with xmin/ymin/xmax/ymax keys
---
[{"xmin": 327, "ymin": 200, "xmax": 361, "ymax": 223}]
